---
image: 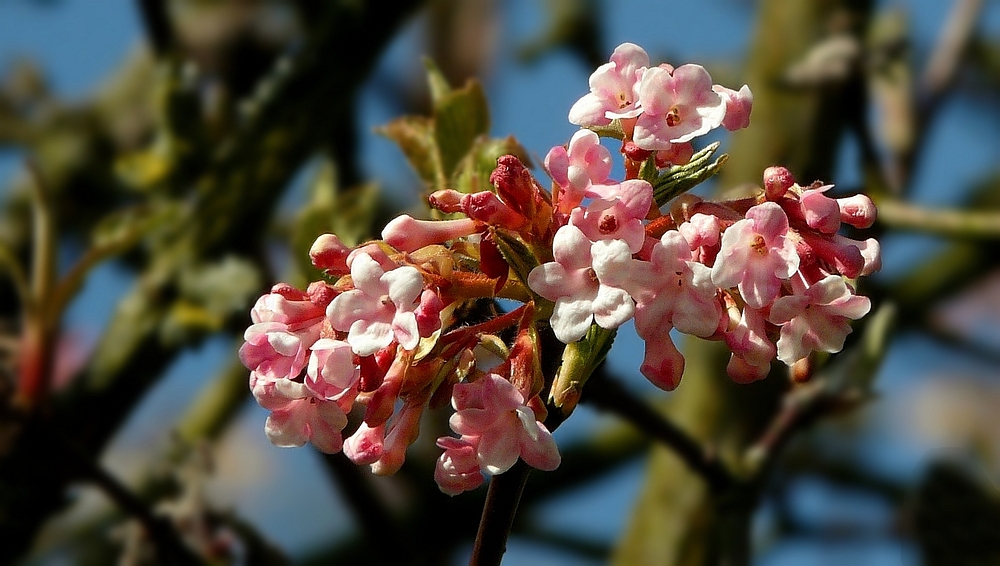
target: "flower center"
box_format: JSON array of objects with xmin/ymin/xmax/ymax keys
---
[
  {"xmin": 585, "ymin": 267, "xmax": 599, "ymax": 284},
  {"xmin": 750, "ymin": 235, "xmax": 768, "ymax": 255},
  {"xmin": 665, "ymin": 107, "xmax": 681, "ymax": 127},
  {"xmin": 617, "ymin": 91, "xmax": 632, "ymax": 109},
  {"xmin": 598, "ymin": 213, "xmax": 619, "ymax": 234}
]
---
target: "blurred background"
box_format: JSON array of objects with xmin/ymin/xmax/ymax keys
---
[{"xmin": 1, "ymin": 0, "xmax": 1000, "ymax": 565}]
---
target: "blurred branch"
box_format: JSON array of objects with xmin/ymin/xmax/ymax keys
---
[
  {"xmin": 320, "ymin": 453, "xmax": 413, "ymax": 566},
  {"xmin": 44, "ymin": 421, "xmax": 205, "ymax": 566},
  {"xmin": 470, "ymin": 461, "xmax": 532, "ymax": 566},
  {"xmin": 137, "ymin": 0, "xmax": 175, "ymax": 56},
  {"xmin": 875, "ymin": 197, "xmax": 1000, "ymax": 240},
  {"xmin": 584, "ymin": 368, "xmax": 736, "ymax": 494},
  {"xmin": 921, "ymin": 0, "xmax": 982, "ymax": 104}
]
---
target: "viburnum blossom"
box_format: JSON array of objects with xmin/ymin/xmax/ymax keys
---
[
  {"xmin": 239, "ymin": 285, "xmax": 324, "ymax": 382},
  {"xmin": 237, "ymin": 41, "xmax": 881, "ymax": 501},
  {"xmin": 633, "ymin": 64, "xmax": 727, "ymax": 149},
  {"xmin": 327, "ymin": 252, "xmax": 426, "ymax": 356},
  {"xmin": 568, "ymin": 42, "xmax": 649, "ymax": 126},
  {"xmin": 712, "ymin": 202, "xmax": 800, "ymax": 309},
  {"xmin": 527, "ymin": 225, "xmax": 635, "ymax": 343},
  {"xmin": 251, "ymin": 378, "xmax": 347, "ymax": 454},
  {"xmin": 569, "ymin": 179, "xmax": 653, "ymax": 253},
  {"xmin": 545, "ymin": 129, "xmax": 613, "ymax": 211},
  {"xmin": 769, "ymin": 275, "xmax": 872, "ymax": 365},
  {"xmin": 445, "ymin": 373, "xmax": 560, "ymax": 477}
]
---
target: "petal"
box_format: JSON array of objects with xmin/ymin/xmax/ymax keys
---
[
  {"xmin": 478, "ymin": 426, "xmax": 521, "ymax": 475},
  {"xmin": 550, "ymin": 297, "xmax": 595, "ymax": 343},
  {"xmin": 383, "ymin": 265, "xmax": 423, "ymax": 309},
  {"xmin": 568, "ymin": 92, "xmax": 611, "ymax": 126},
  {"xmin": 350, "ymin": 253, "xmax": 387, "ymax": 294},
  {"xmin": 552, "ymin": 224, "xmax": 593, "ymax": 268},
  {"xmin": 264, "ymin": 401, "xmax": 310, "ymax": 448},
  {"xmin": 348, "ymin": 319, "xmax": 394, "ymax": 356},
  {"xmin": 392, "ymin": 310, "xmax": 420, "ymax": 351},
  {"xmin": 450, "ymin": 408, "xmax": 495, "ymax": 436},
  {"xmin": 592, "ymin": 285, "xmax": 635, "ymax": 330}
]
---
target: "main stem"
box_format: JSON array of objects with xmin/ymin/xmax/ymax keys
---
[{"xmin": 468, "ymin": 461, "xmax": 531, "ymax": 566}]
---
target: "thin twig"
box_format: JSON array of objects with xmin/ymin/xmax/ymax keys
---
[
  {"xmin": 320, "ymin": 452, "xmax": 412, "ymax": 565},
  {"xmin": 875, "ymin": 197, "xmax": 1000, "ymax": 240},
  {"xmin": 137, "ymin": 0, "xmax": 175, "ymax": 56},
  {"xmin": 44, "ymin": 422, "xmax": 205, "ymax": 565},
  {"xmin": 744, "ymin": 381, "xmax": 839, "ymax": 482},
  {"xmin": 583, "ymin": 368, "xmax": 736, "ymax": 494},
  {"xmin": 921, "ymin": 0, "xmax": 983, "ymax": 103}
]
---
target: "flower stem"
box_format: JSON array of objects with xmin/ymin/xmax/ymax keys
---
[{"xmin": 468, "ymin": 460, "xmax": 531, "ymax": 566}]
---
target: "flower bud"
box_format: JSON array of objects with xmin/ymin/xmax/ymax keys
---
[
  {"xmin": 654, "ymin": 142, "xmax": 694, "ymax": 168},
  {"xmin": 461, "ymin": 191, "xmax": 527, "ymax": 230},
  {"xmin": 381, "ymin": 215, "xmax": 479, "ymax": 252},
  {"xmin": 309, "ymin": 233, "xmax": 350, "ymax": 275},
  {"xmin": 428, "ymin": 189, "xmax": 465, "ymax": 213},
  {"xmin": 837, "ymin": 194, "xmax": 877, "ymax": 229},
  {"xmin": 763, "ymin": 166, "xmax": 795, "ymax": 201},
  {"xmin": 622, "ymin": 140, "xmax": 653, "ymax": 163}
]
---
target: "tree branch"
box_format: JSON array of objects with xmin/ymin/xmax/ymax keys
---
[
  {"xmin": 469, "ymin": 460, "xmax": 532, "ymax": 566},
  {"xmin": 875, "ymin": 197, "xmax": 1000, "ymax": 240},
  {"xmin": 584, "ymin": 368, "xmax": 737, "ymax": 494}
]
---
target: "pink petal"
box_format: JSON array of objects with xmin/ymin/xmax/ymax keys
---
[{"xmin": 477, "ymin": 426, "xmax": 521, "ymax": 475}]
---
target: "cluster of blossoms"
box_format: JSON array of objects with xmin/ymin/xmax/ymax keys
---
[{"xmin": 239, "ymin": 43, "xmax": 879, "ymax": 495}]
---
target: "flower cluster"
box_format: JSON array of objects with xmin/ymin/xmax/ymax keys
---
[{"xmin": 238, "ymin": 42, "xmax": 879, "ymax": 496}]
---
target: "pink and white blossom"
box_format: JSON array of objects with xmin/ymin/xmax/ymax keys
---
[
  {"xmin": 252, "ymin": 379, "xmax": 347, "ymax": 454},
  {"xmin": 527, "ymin": 226, "xmax": 635, "ymax": 343},
  {"xmin": 712, "ymin": 202, "xmax": 800, "ymax": 309},
  {"xmin": 568, "ymin": 42, "xmax": 649, "ymax": 126},
  {"xmin": 633, "ymin": 64, "xmax": 726, "ymax": 150},
  {"xmin": 447, "ymin": 373, "xmax": 560, "ymax": 475},
  {"xmin": 327, "ymin": 253, "xmax": 425, "ymax": 356},
  {"xmin": 435, "ymin": 437, "xmax": 485, "ymax": 496},
  {"xmin": 305, "ymin": 338, "xmax": 359, "ymax": 400},
  {"xmin": 239, "ymin": 286, "xmax": 324, "ymax": 382},
  {"xmin": 769, "ymin": 275, "xmax": 871, "ymax": 365},
  {"xmin": 625, "ymin": 231, "xmax": 722, "ymax": 340},
  {"xmin": 725, "ymin": 306, "xmax": 776, "ymax": 383},
  {"xmin": 713, "ymin": 84, "xmax": 753, "ymax": 131},
  {"xmin": 545, "ymin": 129, "xmax": 613, "ymax": 211},
  {"xmin": 569, "ymin": 179, "xmax": 653, "ymax": 253}
]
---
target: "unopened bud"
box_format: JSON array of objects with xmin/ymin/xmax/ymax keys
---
[
  {"xmin": 490, "ymin": 155, "xmax": 535, "ymax": 217},
  {"xmin": 461, "ymin": 191, "xmax": 527, "ymax": 230},
  {"xmin": 306, "ymin": 281, "xmax": 338, "ymax": 308},
  {"xmin": 654, "ymin": 142, "xmax": 693, "ymax": 168},
  {"xmin": 622, "ymin": 140, "xmax": 653, "ymax": 163},
  {"xmin": 791, "ymin": 356, "xmax": 813, "ymax": 383},
  {"xmin": 428, "ymin": 189, "xmax": 465, "ymax": 213},
  {"xmin": 381, "ymin": 215, "xmax": 479, "ymax": 252},
  {"xmin": 837, "ymin": 194, "xmax": 877, "ymax": 229},
  {"xmin": 309, "ymin": 233, "xmax": 350, "ymax": 275},
  {"xmin": 763, "ymin": 166, "xmax": 795, "ymax": 201}
]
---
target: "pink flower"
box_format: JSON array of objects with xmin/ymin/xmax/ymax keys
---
[
  {"xmin": 327, "ymin": 253, "xmax": 425, "ymax": 356},
  {"xmin": 712, "ymin": 202, "xmax": 800, "ymax": 309},
  {"xmin": 239, "ymin": 286, "xmax": 325, "ymax": 381},
  {"xmin": 435, "ymin": 437, "xmax": 485, "ymax": 496},
  {"xmin": 545, "ymin": 129, "xmax": 613, "ymax": 211},
  {"xmin": 309, "ymin": 233, "xmax": 351, "ymax": 275},
  {"xmin": 568, "ymin": 42, "xmax": 649, "ymax": 126},
  {"xmin": 797, "ymin": 184, "xmax": 841, "ymax": 234},
  {"xmin": 724, "ymin": 306, "xmax": 775, "ymax": 383},
  {"xmin": 251, "ymin": 379, "xmax": 347, "ymax": 454},
  {"xmin": 633, "ymin": 64, "xmax": 726, "ymax": 150},
  {"xmin": 640, "ymin": 332, "xmax": 686, "ymax": 391},
  {"xmin": 625, "ymin": 231, "xmax": 722, "ymax": 340},
  {"xmin": 305, "ymin": 339, "xmax": 359, "ymax": 400},
  {"xmin": 343, "ymin": 421, "xmax": 385, "ymax": 465},
  {"xmin": 527, "ymin": 225, "xmax": 635, "ymax": 343},
  {"xmin": 569, "ymin": 179, "xmax": 653, "ymax": 253},
  {"xmin": 713, "ymin": 84, "xmax": 753, "ymax": 131},
  {"xmin": 768, "ymin": 275, "xmax": 871, "ymax": 365},
  {"xmin": 448, "ymin": 373, "xmax": 560, "ymax": 475}
]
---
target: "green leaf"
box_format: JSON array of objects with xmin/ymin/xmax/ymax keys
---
[
  {"xmin": 376, "ymin": 115, "xmax": 441, "ymax": 189},
  {"xmin": 433, "ymin": 78, "xmax": 490, "ymax": 180}
]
